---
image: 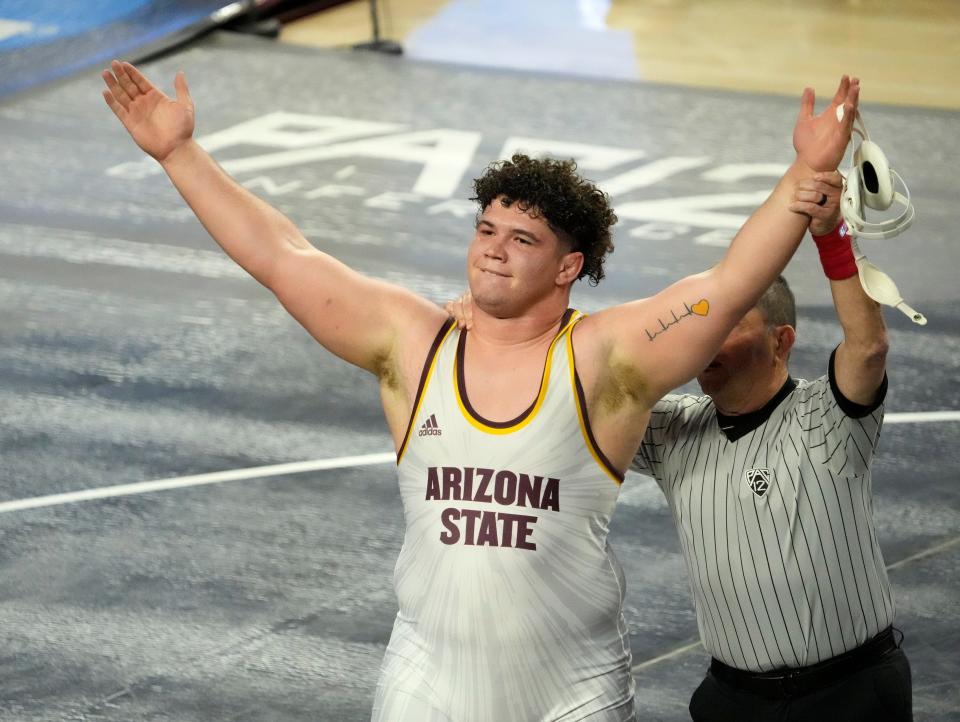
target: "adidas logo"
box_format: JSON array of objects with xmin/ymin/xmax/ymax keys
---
[{"xmin": 418, "ymin": 413, "xmax": 442, "ymax": 437}]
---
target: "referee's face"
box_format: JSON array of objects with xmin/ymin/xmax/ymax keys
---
[{"xmin": 697, "ymin": 308, "xmax": 780, "ymax": 406}]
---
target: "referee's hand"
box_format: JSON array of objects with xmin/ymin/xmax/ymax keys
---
[
  {"xmin": 790, "ymin": 170, "xmax": 843, "ymax": 235},
  {"xmin": 444, "ymin": 291, "xmax": 474, "ymax": 330}
]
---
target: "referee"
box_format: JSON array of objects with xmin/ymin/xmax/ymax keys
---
[{"xmin": 634, "ymin": 171, "xmax": 911, "ymax": 721}]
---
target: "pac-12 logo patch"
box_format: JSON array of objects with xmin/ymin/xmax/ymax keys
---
[{"xmin": 745, "ymin": 468, "xmax": 772, "ymax": 498}]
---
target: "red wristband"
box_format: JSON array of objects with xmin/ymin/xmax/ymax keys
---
[{"xmin": 811, "ymin": 220, "xmax": 857, "ymax": 280}]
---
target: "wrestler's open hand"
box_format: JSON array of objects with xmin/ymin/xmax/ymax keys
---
[
  {"xmin": 444, "ymin": 291, "xmax": 474, "ymax": 330},
  {"xmin": 789, "ymin": 170, "xmax": 844, "ymax": 235},
  {"xmin": 102, "ymin": 60, "xmax": 195, "ymax": 163},
  {"xmin": 793, "ymin": 75, "xmax": 860, "ymax": 173}
]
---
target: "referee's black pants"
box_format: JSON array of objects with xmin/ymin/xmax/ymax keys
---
[{"xmin": 688, "ymin": 628, "xmax": 912, "ymax": 722}]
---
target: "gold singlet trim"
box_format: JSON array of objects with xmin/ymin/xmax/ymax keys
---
[{"xmin": 453, "ymin": 310, "xmax": 580, "ymax": 435}]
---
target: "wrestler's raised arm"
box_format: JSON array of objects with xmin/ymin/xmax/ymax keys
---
[
  {"xmin": 580, "ymin": 75, "xmax": 860, "ymax": 409},
  {"xmin": 101, "ymin": 61, "xmax": 446, "ymax": 377}
]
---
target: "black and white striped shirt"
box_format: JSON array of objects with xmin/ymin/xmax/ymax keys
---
[{"xmin": 633, "ymin": 351, "xmax": 894, "ymax": 672}]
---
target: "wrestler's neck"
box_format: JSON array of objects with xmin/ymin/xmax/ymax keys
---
[
  {"xmin": 710, "ymin": 366, "xmax": 790, "ymax": 416},
  {"xmin": 468, "ymin": 295, "xmax": 570, "ymax": 348}
]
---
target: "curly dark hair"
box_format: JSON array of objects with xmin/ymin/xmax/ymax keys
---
[{"xmin": 471, "ymin": 153, "xmax": 617, "ymax": 285}]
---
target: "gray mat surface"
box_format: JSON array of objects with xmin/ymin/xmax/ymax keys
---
[{"xmin": 1, "ymin": 32, "xmax": 958, "ymax": 721}]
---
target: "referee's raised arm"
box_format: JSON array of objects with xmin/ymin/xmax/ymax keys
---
[{"xmin": 798, "ymin": 173, "xmax": 889, "ymax": 405}]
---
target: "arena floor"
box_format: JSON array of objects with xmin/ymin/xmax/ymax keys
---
[{"xmin": 1, "ymin": 4, "xmax": 958, "ymax": 721}]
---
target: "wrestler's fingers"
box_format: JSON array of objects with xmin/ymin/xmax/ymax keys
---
[
  {"xmin": 111, "ymin": 60, "xmax": 140, "ymax": 100},
  {"xmin": 830, "ymin": 74, "xmax": 850, "ymax": 109},
  {"xmin": 174, "ymin": 71, "xmax": 192, "ymax": 106},
  {"xmin": 122, "ymin": 61, "xmax": 154, "ymax": 95},
  {"xmin": 102, "ymin": 69, "xmax": 132, "ymax": 109},
  {"xmin": 798, "ymin": 87, "xmax": 815, "ymax": 122},
  {"xmin": 102, "ymin": 89, "xmax": 126, "ymax": 119},
  {"xmin": 841, "ymin": 79, "xmax": 860, "ymax": 132}
]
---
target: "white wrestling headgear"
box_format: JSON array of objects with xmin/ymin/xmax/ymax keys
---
[
  {"xmin": 840, "ymin": 111, "xmax": 926, "ymax": 325},
  {"xmin": 841, "ymin": 112, "xmax": 915, "ymax": 240}
]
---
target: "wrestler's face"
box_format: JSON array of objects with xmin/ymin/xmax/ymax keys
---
[
  {"xmin": 467, "ymin": 197, "xmax": 579, "ymax": 317},
  {"xmin": 697, "ymin": 308, "xmax": 778, "ymax": 398}
]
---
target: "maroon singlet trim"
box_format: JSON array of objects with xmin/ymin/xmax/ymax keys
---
[
  {"xmin": 396, "ymin": 318, "xmax": 456, "ymax": 463},
  {"xmin": 455, "ymin": 308, "xmax": 576, "ymax": 429},
  {"xmin": 570, "ymin": 346, "xmax": 626, "ymax": 483}
]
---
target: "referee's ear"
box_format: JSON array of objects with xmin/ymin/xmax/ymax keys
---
[{"xmin": 773, "ymin": 324, "xmax": 797, "ymax": 364}]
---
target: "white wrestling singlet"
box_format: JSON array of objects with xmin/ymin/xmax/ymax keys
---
[{"xmin": 372, "ymin": 310, "xmax": 635, "ymax": 722}]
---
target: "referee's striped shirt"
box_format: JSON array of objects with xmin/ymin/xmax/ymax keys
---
[{"xmin": 633, "ymin": 349, "xmax": 894, "ymax": 672}]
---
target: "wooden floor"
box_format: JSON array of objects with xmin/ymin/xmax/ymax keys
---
[{"xmin": 280, "ymin": 0, "xmax": 960, "ymax": 110}]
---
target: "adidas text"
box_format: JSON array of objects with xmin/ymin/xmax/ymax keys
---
[{"xmin": 418, "ymin": 413, "xmax": 442, "ymax": 437}]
